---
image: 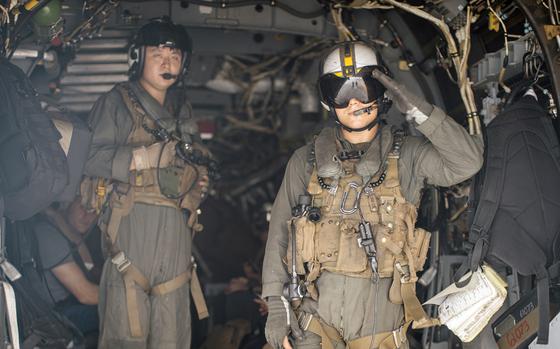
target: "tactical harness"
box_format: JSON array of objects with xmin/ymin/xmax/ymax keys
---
[
  {"xmin": 84, "ymin": 84, "xmax": 209, "ymax": 338},
  {"xmin": 287, "ymin": 131, "xmax": 437, "ymax": 349}
]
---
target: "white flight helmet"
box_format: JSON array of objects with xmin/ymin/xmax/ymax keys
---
[{"xmin": 317, "ymin": 41, "xmax": 391, "ymax": 132}]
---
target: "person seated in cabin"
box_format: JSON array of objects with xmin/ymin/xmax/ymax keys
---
[{"xmin": 32, "ymin": 195, "xmax": 100, "ymax": 337}]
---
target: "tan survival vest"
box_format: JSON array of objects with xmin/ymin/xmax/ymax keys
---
[
  {"xmin": 91, "ymin": 84, "xmax": 209, "ymax": 338},
  {"xmin": 287, "ymin": 132, "xmax": 438, "ymax": 349}
]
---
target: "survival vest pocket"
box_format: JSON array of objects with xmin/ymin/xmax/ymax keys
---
[
  {"xmin": 335, "ymin": 218, "xmax": 369, "ymax": 274},
  {"xmin": 408, "ymin": 227, "xmax": 431, "ymax": 272},
  {"xmin": 285, "ymin": 217, "xmax": 314, "ymax": 275},
  {"xmin": 375, "ymin": 225, "xmax": 400, "ymax": 278}
]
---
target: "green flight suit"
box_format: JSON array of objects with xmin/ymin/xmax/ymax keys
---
[
  {"xmin": 262, "ymin": 107, "xmax": 484, "ymax": 348},
  {"xmin": 86, "ymin": 81, "xmax": 199, "ymax": 349}
]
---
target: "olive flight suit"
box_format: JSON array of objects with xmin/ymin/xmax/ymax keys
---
[
  {"xmin": 262, "ymin": 107, "xmax": 484, "ymax": 348},
  {"xmin": 86, "ymin": 81, "xmax": 202, "ymax": 349}
]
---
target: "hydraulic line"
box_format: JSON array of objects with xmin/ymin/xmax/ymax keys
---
[
  {"xmin": 487, "ymin": 0, "xmax": 512, "ymax": 94},
  {"xmin": 380, "ymin": 0, "xmax": 482, "ymax": 135}
]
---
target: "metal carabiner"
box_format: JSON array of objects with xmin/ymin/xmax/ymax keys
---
[{"xmin": 340, "ymin": 182, "xmax": 360, "ymax": 215}]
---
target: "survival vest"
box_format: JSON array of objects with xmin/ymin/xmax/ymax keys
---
[
  {"xmin": 287, "ymin": 130, "xmax": 437, "ymax": 349},
  {"xmin": 97, "ymin": 83, "xmax": 209, "ymax": 339},
  {"xmin": 459, "ymin": 96, "xmax": 560, "ymax": 345},
  {"xmin": 0, "ymin": 58, "xmax": 68, "ymax": 221}
]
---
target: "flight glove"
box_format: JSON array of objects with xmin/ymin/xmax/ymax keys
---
[
  {"xmin": 372, "ymin": 69, "xmax": 433, "ymax": 125},
  {"xmin": 265, "ymin": 296, "xmax": 304, "ymax": 349}
]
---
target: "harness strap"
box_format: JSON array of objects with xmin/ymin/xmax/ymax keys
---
[
  {"xmin": 152, "ymin": 270, "xmax": 190, "ymax": 296},
  {"xmin": 306, "ymin": 316, "xmax": 340, "ymax": 349},
  {"xmin": 348, "ymin": 322, "xmax": 410, "ymax": 349},
  {"xmin": 123, "ymin": 265, "xmax": 149, "ymax": 337},
  {"xmin": 106, "ymin": 186, "xmax": 208, "ymax": 338},
  {"xmin": 400, "ymin": 281, "xmax": 440, "ymax": 329},
  {"xmin": 189, "ymin": 265, "xmax": 209, "ymax": 319},
  {"xmin": 536, "ymin": 267, "xmax": 550, "ymax": 344},
  {"xmin": 305, "ymin": 316, "xmax": 410, "ymax": 349},
  {"xmin": 106, "ymin": 185, "xmax": 135, "ymax": 246},
  {"xmin": 111, "ymin": 252, "xmax": 197, "ymax": 337}
]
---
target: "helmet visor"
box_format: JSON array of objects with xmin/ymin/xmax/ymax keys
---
[{"xmin": 319, "ymin": 66, "xmax": 386, "ymax": 108}]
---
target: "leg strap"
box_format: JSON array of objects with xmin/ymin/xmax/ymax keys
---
[
  {"xmin": 152, "ymin": 270, "xmax": 190, "ymax": 296},
  {"xmin": 112, "ymin": 252, "xmax": 193, "ymax": 338},
  {"xmin": 306, "ymin": 316, "xmax": 342, "ymax": 349},
  {"xmin": 305, "ymin": 315, "xmax": 411, "ymax": 349},
  {"xmin": 190, "ymin": 265, "xmax": 209, "ymax": 319},
  {"xmin": 112, "ymin": 252, "xmax": 150, "ymax": 338}
]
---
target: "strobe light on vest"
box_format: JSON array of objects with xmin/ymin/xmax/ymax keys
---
[{"xmin": 307, "ymin": 207, "xmax": 321, "ymax": 222}]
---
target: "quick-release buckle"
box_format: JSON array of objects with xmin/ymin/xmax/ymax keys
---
[
  {"xmin": 395, "ymin": 262, "xmax": 411, "ymax": 283},
  {"xmin": 470, "ymin": 224, "xmax": 483, "ymax": 237},
  {"xmin": 111, "ymin": 251, "xmax": 131, "ymax": 273}
]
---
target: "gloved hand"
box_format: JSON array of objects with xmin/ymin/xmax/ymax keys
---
[
  {"xmin": 130, "ymin": 141, "xmax": 177, "ymax": 171},
  {"xmin": 265, "ymin": 296, "xmax": 304, "ymax": 349},
  {"xmin": 371, "ymin": 69, "xmax": 433, "ymax": 125}
]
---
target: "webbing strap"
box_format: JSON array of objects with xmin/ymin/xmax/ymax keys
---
[
  {"xmin": 107, "ymin": 188, "xmax": 135, "ymax": 246},
  {"xmin": 536, "ymin": 270, "xmax": 550, "ymax": 344},
  {"xmin": 456, "ymin": 133, "xmax": 505, "ymax": 283},
  {"xmin": 190, "ymin": 267, "xmax": 209, "ymax": 319},
  {"xmin": 115, "ymin": 254, "xmax": 193, "ymax": 337},
  {"xmin": 535, "ymin": 260, "xmax": 560, "ymax": 344},
  {"xmin": 124, "ymin": 275, "xmax": 144, "ymax": 337},
  {"xmin": 347, "ymin": 321, "xmax": 410, "ymax": 349},
  {"xmin": 120, "ymin": 262, "xmax": 150, "ymax": 337},
  {"xmin": 401, "ymin": 282, "xmax": 440, "ymax": 329},
  {"xmin": 306, "ymin": 317, "xmax": 341, "ymax": 349},
  {"xmin": 152, "ymin": 270, "xmax": 190, "ymax": 296},
  {"xmin": 306, "ymin": 316, "xmax": 410, "ymax": 349}
]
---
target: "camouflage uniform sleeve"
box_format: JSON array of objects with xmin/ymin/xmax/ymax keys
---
[
  {"xmin": 84, "ymin": 90, "xmax": 134, "ymax": 182},
  {"xmin": 262, "ymin": 146, "xmax": 310, "ymax": 299},
  {"xmin": 408, "ymin": 106, "xmax": 484, "ymax": 187}
]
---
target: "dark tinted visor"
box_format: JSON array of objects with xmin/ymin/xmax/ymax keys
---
[{"xmin": 319, "ymin": 66, "xmax": 387, "ymax": 108}]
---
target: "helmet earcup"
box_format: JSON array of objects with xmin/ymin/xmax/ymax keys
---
[{"xmin": 127, "ymin": 43, "xmax": 145, "ymax": 80}]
